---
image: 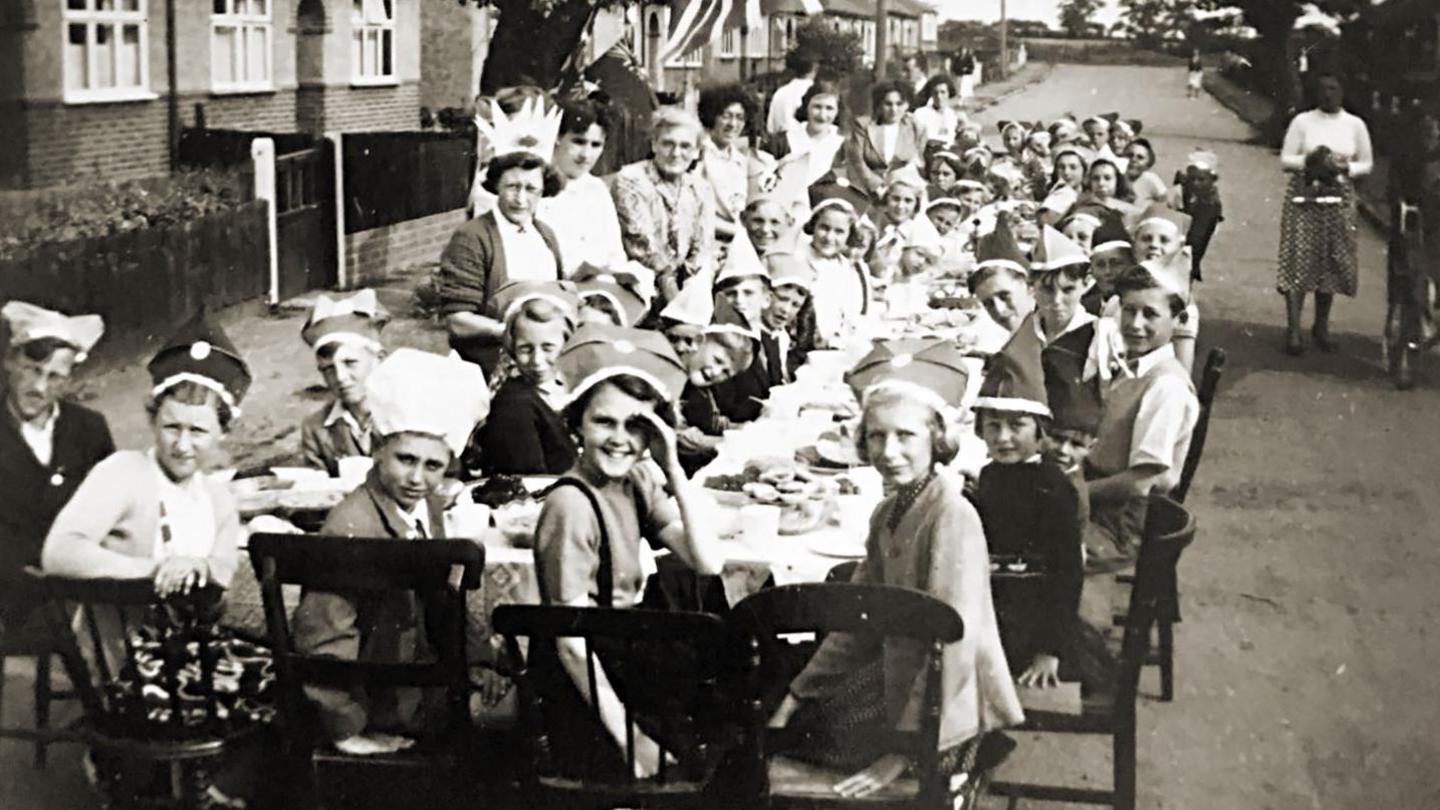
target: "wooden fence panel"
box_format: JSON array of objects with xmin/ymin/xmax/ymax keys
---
[
  {"xmin": 343, "ymin": 131, "xmax": 474, "ymax": 233},
  {"xmin": 0, "ymin": 201, "xmax": 270, "ymax": 363}
]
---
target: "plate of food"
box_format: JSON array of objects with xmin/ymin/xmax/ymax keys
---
[
  {"xmin": 704, "ymin": 456, "xmax": 835, "ymax": 535},
  {"xmin": 807, "ymin": 533, "xmax": 867, "ymax": 559},
  {"xmin": 813, "ymin": 429, "xmax": 862, "ymax": 469}
]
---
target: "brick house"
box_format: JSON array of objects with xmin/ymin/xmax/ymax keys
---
[{"xmin": 0, "ymin": 0, "xmax": 424, "ymax": 189}]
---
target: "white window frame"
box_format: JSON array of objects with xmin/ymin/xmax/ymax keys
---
[
  {"xmin": 211, "ymin": 0, "xmax": 274, "ymax": 94},
  {"xmin": 720, "ymin": 26, "xmax": 736, "ymax": 59},
  {"xmin": 351, "ymin": 0, "xmax": 398, "ymax": 86},
  {"xmin": 62, "ymin": 0, "xmax": 155, "ymax": 104}
]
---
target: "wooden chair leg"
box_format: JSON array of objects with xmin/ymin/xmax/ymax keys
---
[
  {"xmin": 1158, "ymin": 620, "xmax": 1176, "ymax": 702},
  {"xmin": 1114, "ymin": 711, "xmax": 1138, "ymax": 810},
  {"xmin": 34, "ymin": 653, "xmax": 51, "ymax": 769}
]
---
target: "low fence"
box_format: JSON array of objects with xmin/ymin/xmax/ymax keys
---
[
  {"xmin": 342, "ymin": 131, "xmax": 475, "ymax": 233},
  {"xmin": 0, "ymin": 201, "xmax": 270, "ymax": 363}
]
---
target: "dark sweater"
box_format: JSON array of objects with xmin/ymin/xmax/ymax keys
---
[
  {"xmin": 475, "ymin": 378, "xmax": 576, "ymax": 477},
  {"xmin": 975, "ymin": 459, "xmax": 1083, "ymax": 664}
]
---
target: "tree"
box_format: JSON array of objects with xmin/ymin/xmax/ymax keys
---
[
  {"xmin": 1118, "ymin": 0, "xmax": 1191, "ymax": 48},
  {"xmin": 1059, "ymin": 0, "xmax": 1104, "ymax": 39},
  {"xmin": 454, "ymin": 0, "xmax": 630, "ymax": 96},
  {"xmin": 791, "ymin": 16, "xmax": 864, "ymax": 81}
]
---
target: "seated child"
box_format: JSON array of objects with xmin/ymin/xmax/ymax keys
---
[
  {"xmin": 1042, "ymin": 352, "xmax": 1104, "ymax": 532},
  {"xmin": 573, "ymin": 264, "xmax": 649, "ymax": 329},
  {"xmin": 474, "ymin": 282, "xmax": 579, "ymax": 476},
  {"xmin": 710, "ymin": 233, "xmax": 776, "ymax": 423},
  {"xmin": 1122, "ymin": 207, "xmax": 1199, "ymax": 371},
  {"xmin": 742, "ymin": 197, "xmax": 793, "ymax": 256},
  {"xmin": 1057, "ymin": 211, "xmax": 1102, "ymax": 256},
  {"xmin": 969, "ymin": 212, "xmax": 1035, "ymax": 336},
  {"xmin": 761, "ymin": 251, "xmax": 818, "ymax": 382},
  {"xmin": 926, "ymin": 197, "xmax": 971, "ymax": 277},
  {"xmin": 972, "ymin": 347, "xmax": 1086, "ymax": 690},
  {"xmin": 868, "ymin": 166, "xmax": 928, "ymax": 281},
  {"xmin": 299, "ymin": 290, "xmax": 388, "ymax": 477},
  {"xmin": 1084, "ymin": 254, "xmax": 1200, "ymax": 569},
  {"xmin": 802, "ymin": 196, "xmax": 869, "ymax": 346},
  {"xmin": 925, "ymin": 149, "xmax": 964, "ymax": 201},
  {"xmin": 1081, "ymin": 217, "xmax": 1134, "ymax": 315},
  {"xmin": 293, "ymin": 350, "xmax": 499, "ymax": 756}
]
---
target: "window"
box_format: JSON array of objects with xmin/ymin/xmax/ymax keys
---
[
  {"xmin": 212, "ymin": 0, "xmax": 272, "ymax": 92},
  {"xmin": 720, "ymin": 26, "xmax": 736, "ymax": 58},
  {"xmin": 351, "ymin": 0, "xmax": 396, "ymax": 84},
  {"xmin": 63, "ymin": 0, "xmax": 151, "ymax": 102}
]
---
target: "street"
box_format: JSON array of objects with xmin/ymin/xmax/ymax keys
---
[{"xmin": 3, "ymin": 63, "xmax": 1439, "ymax": 810}]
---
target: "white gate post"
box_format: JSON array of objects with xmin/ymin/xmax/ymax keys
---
[
  {"xmin": 251, "ymin": 137, "xmax": 280, "ymax": 306},
  {"xmin": 327, "ymin": 131, "xmax": 348, "ymax": 289}
]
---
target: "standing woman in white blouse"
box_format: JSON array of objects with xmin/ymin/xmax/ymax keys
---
[
  {"xmin": 1276, "ymin": 73, "xmax": 1374, "ymax": 355},
  {"xmin": 539, "ymin": 99, "xmax": 628, "ymax": 277}
]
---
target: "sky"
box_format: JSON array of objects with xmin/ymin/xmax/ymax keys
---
[{"xmin": 936, "ymin": 0, "xmax": 1124, "ymax": 28}]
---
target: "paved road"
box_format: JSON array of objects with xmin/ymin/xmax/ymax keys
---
[{"xmin": 974, "ymin": 64, "xmax": 1440, "ymax": 809}]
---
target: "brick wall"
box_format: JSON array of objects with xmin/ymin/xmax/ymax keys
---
[
  {"xmin": 189, "ymin": 91, "xmax": 302, "ymax": 133},
  {"xmin": 344, "ymin": 207, "xmax": 464, "ymax": 287},
  {"xmin": 301, "ymin": 82, "xmax": 423, "ymax": 134},
  {"xmin": 23, "ymin": 100, "xmax": 171, "ymax": 188}
]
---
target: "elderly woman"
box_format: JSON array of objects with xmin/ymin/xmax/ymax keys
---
[
  {"xmin": 438, "ymin": 151, "xmax": 566, "ymax": 377},
  {"xmin": 770, "ymin": 340, "xmax": 1023, "ymax": 801},
  {"xmin": 697, "ymin": 83, "xmax": 775, "ymax": 241},
  {"xmin": 846, "ymin": 81, "xmax": 926, "ymax": 199},
  {"xmin": 0, "ymin": 302, "xmax": 113, "ymax": 628},
  {"xmin": 612, "ymin": 107, "xmax": 716, "ymax": 306},
  {"xmin": 42, "ymin": 317, "xmax": 247, "ymax": 595},
  {"xmin": 538, "ymin": 98, "xmax": 628, "ymax": 277},
  {"xmin": 1277, "ymin": 72, "xmax": 1374, "ymax": 355},
  {"xmin": 530, "ymin": 325, "xmax": 726, "ymax": 779}
]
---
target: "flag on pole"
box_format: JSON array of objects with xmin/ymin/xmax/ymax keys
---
[{"xmin": 659, "ymin": 0, "xmax": 733, "ymax": 65}]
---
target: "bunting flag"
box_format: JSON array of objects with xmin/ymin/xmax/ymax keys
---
[{"xmin": 659, "ymin": 0, "xmax": 734, "ymax": 65}]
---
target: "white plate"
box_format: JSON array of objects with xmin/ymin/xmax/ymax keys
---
[
  {"xmin": 814, "ymin": 437, "xmax": 861, "ymax": 468},
  {"xmin": 806, "ymin": 533, "xmax": 866, "ymax": 559}
]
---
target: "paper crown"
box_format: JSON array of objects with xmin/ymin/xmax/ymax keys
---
[
  {"xmin": 1139, "ymin": 245, "xmax": 1194, "ymax": 301},
  {"xmin": 715, "ymin": 228, "xmax": 770, "ymax": 287},
  {"xmin": 365, "ymin": 348, "xmax": 490, "ymax": 455},
  {"xmin": 575, "ymin": 280, "xmax": 646, "ymax": 328},
  {"xmin": 1031, "ymin": 225, "xmax": 1090, "ymax": 272},
  {"xmin": 764, "ymin": 251, "xmax": 816, "ymax": 291},
  {"xmin": 1186, "ymin": 149, "xmax": 1219, "ymax": 173},
  {"xmin": 490, "ymin": 279, "xmax": 580, "ymax": 325},
  {"xmin": 963, "ymin": 145, "xmax": 994, "ymax": 165},
  {"xmin": 1107, "ymin": 115, "xmax": 1142, "ymax": 137},
  {"xmin": 953, "ymin": 178, "xmax": 988, "ymax": 193},
  {"xmin": 998, "ymin": 120, "xmax": 1028, "ymax": 137},
  {"xmin": 147, "ymin": 314, "xmax": 252, "ymax": 413},
  {"xmin": 809, "ymin": 173, "xmax": 872, "ymax": 218},
  {"xmin": 1027, "ymin": 130, "xmax": 1053, "ymax": 148},
  {"xmin": 1084, "ymin": 114, "xmax": 1112, "ymax": 130},
  {"xmin": 1131, "ymin": 203, "xmax": 1192, "ymax": 238},
  {"xmin": 2, "ymin": 301, "xmax": 104, "ymax": 362},
  {"xmin": 301, "ymin": 289, "xmax": 389, "ymax": 352},
  {"xmin": 1043, "ymin": 354, "xmax": 1103, "ymax": 435},
  {"xmin": 973, "ymin": 211, "xmax": 1030, "ymax": 276},
  {"xmin": 974, "ymin": 338, "xmax": 1052, "ymax": 418},
  {"xmin": 749, "ymin": 154, "xmax": 811, "ymax": 211},
  {"xmin": 926, "ymin": 196, "xmax": 965, "ymax": 213},
  {"xmin": 845, "ymin": 338, "xmax": 970, "ymax": 416},
  {"xmin": 1049, "ymin": 115, "xmax": 1080, "ymax": 137},
  {"xmin": 1090, "ymin": 216, "xmax": 1134, "ymax": 255},
  {"xmin": 883, "ymin": 164, "xmax": 928, "ymax": 195},
  {"xmin": 707, "ymin": 296, "xmax": 760, "ymax": 342},
  {"xmin": 1058, "ymin": 209, "xmax": 1104, "ymax": 232},
  {"xmin": 573, "ymin": 261, "xmax": 655, "ymax": 306},
  {"xmin": 658, "ymin": 269, "xmax": 715, "ymax": 327},
  {"xmin": 556, "ymin": 323, "xmax": 687, "ymax": 407},
  {"xmin": 1053, "ymin": 143, "xmax": 1095, "ymax": 166},
  {"xmin": 474, "ymin": 94, "xmax": 562, "ymax": 161}
]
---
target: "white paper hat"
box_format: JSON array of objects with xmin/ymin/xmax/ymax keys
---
[{"xmin": 365, "ymin": 348, "xmax": 491, "ymax": 455}]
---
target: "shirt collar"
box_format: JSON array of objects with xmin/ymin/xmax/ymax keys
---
[
  {"xmin": 399, "ymin": 498, "xmax": 431, "ymax": 536},
  {"xmin": 1034, "ymin": 307, "xmax": 1096, "ymax": 344},
  {"xmin": 495, "ymin": 211, "xmax": 535, "ymax": 236},
  {"xmin": 6, "ymin": 397, "xmax": 58, "ymax": 434},
  {"xmin": 323, "ymin": 399, "xmax": 365, "ymax": 430},
  {"xmin": 1129, "ymin": 342, "xmax": 1176, "ymax": 377}
]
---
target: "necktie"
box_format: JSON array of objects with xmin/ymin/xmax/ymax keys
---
[{"xmin": 413, "ymin": 519, "xmax": 428, "ymax": 539}]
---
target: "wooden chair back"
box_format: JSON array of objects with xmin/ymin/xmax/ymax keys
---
[
  {"xmin": 245, "ymin": 533, "xmax": 485, "ymax": 739},
  {"xmin": 491, "ymin": 604, "xmax": 731, "ymax": 791},
  {"xmin": 1116, "ymin": 496, "xmax": 1197, "ymax": 694},
  {"xmin": 28, "ymin": 573, "xmax": 236, "ymax": 745},
  {"xmin": 730, "ymin": 583, "xmax": 965, "ymax": 808},
  {"xmin": 1173, "ymin": 347, "xmax": 1227, "ymax": 503}
]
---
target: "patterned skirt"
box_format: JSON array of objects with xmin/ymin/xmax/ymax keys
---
[{"xmin": 1277, "ymin": 173, "xmax": 1360, "ymax": 297}]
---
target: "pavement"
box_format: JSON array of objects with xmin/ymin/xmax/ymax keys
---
[{"xmin": 5, "ymin": 64, "xmax": 1440, "ymax": 810}]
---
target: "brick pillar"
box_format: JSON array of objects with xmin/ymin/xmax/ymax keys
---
[{"xmin": 296, "ymin": 0, "xmax": 329, "ymax": 133}]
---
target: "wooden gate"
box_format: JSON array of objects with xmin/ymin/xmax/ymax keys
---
[{"xmin": 274, "ymin": 141, "xmax": 336, "ymax": 301}]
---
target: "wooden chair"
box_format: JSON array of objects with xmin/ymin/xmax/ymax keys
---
[
  {"xmin": 1139, "ymin": 346, "xmax": 1224, "ymax": 701},
  {"xmin": 247, "ymin": 533, "xmax": 489, "ymax": 810},
  {"xmin": 492, "ymin": 603, "xmax": 735, "ymax": 810},
  {"xmin": 0, "ymin": 589, "xmax": 73, "ymax": 769},
  {"xmin": 988, "ymin": 494, "xmax": 1196, "ymax": 810},
  {"xmin": 1173, "ymin": 347, "xmax": 1227, "ymax": 504},
  {"xmin": 29, "ymin": 574, "xmax": 268, "ymax": 809},
  {"xmin": 729, "ymin": 583, "xmax": 968, "ymax": 810}
]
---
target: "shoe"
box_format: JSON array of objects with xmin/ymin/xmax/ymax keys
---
[
  {"xmin": 1285, "ymin": 331, "xmax": 1305, "ymax": 356},
  {"xmin": 1312, "ymin": 327, "xmax": 1338, "ymax": 353}
]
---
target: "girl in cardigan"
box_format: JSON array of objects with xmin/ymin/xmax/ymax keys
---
[{"xmin": 770, "ymin": 339, "xmax": 1022, "ymax": 799}]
